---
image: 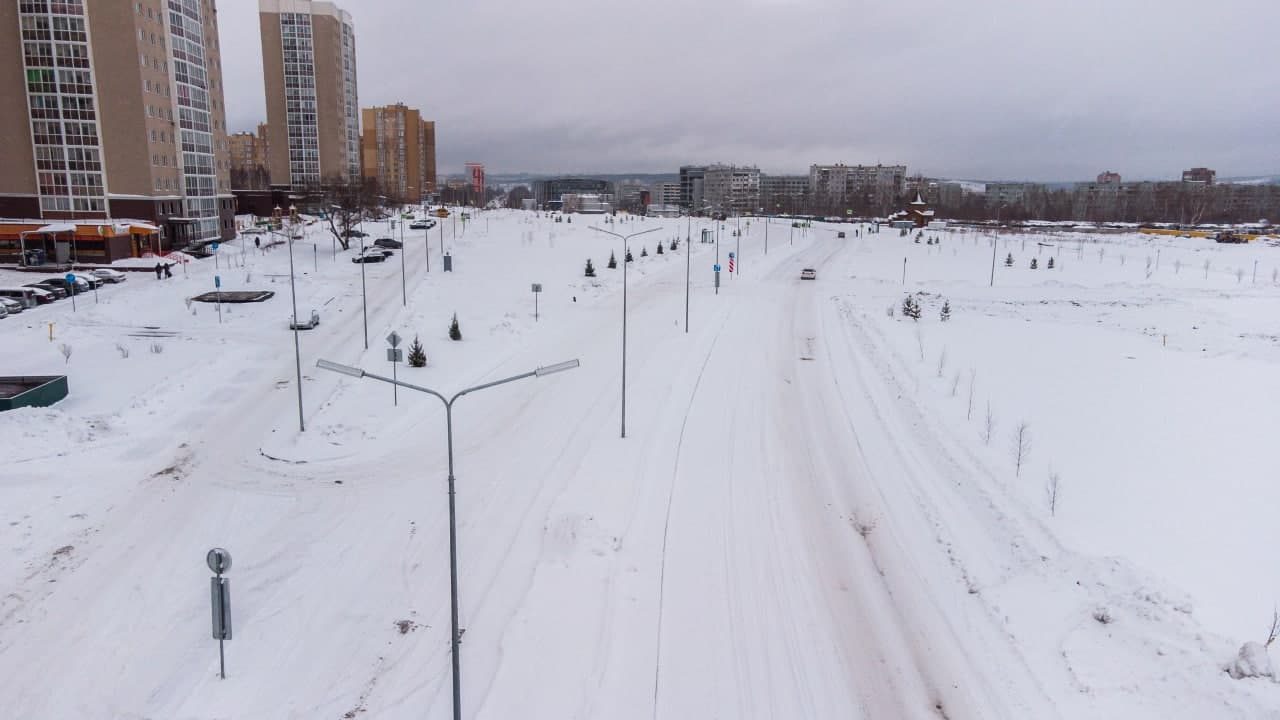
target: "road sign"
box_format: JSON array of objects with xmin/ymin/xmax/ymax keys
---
[
  {"xmin": 211, "ymin": 242, "xmax": 220, "ymax": 253},
  {"xmin": 386, "ymin": 331, "xmax": 401, "ymax": 348},
  {"xmin": 713, "ymin": 264, "xmax": 721, "ymax": 272},
  {"xmin": 531, "ymin": 283, "xmax": 542, "ymax": 293},
  {"xmin": 214, "ymin": 275, "xmax": 221, "ymax": 288},
  {"xmin": 206, "ymin": 547, "xmax": 232, "ymax": 574},
  {"xmin": 65, "ymin": 272, "xmax": 75, "ymax": 284},
  {"xmin": 386, "ymin": 348, "xmax": 404, "ymax": 363},
  {"xmin": 436, "ymin": 209, "xmax": 449, "ymax": 218},
  {"xmin": 211, "ymin": 577, "xmax": 231, "ymax": 640}
]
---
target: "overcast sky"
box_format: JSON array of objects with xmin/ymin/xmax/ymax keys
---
[{"xmin": 219, "ymin": 0, "xmax": 1279, "ymax": 181}]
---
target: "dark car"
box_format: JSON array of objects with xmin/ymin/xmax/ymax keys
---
[
  {"xmin": 342, "ymin": 229, "xmax": 368, "ymax": 238},
  {"xmin": 41, "ymin": 277, "xmax": 82, "ymax": 295},
  {"xmin": 78, "ymin": 274, "xmax": 104, "ymax": 289},
  {"xmin": 26, "ymin": 282, "xmax": 66, "ymax": 299},
  {"xmin": 373, "ymin": 238, "xmax": 402, "ymax": 249},
  {"xmin": 351, "ymin": 251, "xmax": 387, "ymax": 263}
]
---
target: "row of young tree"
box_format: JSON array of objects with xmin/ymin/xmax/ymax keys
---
[{"xmin": 584, "ymin": 239, "xmax": 681, "ymax": 276}]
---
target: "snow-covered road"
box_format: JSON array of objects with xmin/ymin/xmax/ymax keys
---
[{"xmin": 1, "ymin": 212, "xmax": 1277, "ymax": 718}]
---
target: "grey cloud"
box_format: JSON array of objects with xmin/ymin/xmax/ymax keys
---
[{"xmin": 218, "ymin": 0, "xmax": 1280, "ymax": 180}]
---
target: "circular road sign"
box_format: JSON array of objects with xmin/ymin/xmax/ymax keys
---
[{"xmin": 206, "ymin": 547, "xmax": 232, "ymax": 574}]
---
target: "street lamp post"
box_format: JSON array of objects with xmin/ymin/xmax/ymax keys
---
[
  {"xmin": 590, "ymin": 225, "xmax": 659, "ymax": 439},
  {"xmin": 990, "ymin": 203, "xmax": 1006, "ymax": 287},
  {"xmin": 278, "ymin": 206, "xmax": 305, "ymax": 432},
  {"xmin": 315, "ymin": 356, "xmax": 580, "ymax": 720}
]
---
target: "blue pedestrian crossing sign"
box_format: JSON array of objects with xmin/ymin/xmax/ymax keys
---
[
  {"xmin": 713, "ymin": 264, "xmax": 721, "ymax": 272},
  {"xmin": 211, "ymin": 242, "xmax": 219, "ymax": 252},
  {"xmin": 65, "ymin": 272, "xmax": 75, "ymax": 284},
  {"xmin": 214, "ymin": 275, "xmax": 221, "ymax": 288}
]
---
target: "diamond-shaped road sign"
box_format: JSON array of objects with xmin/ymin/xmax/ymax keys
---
[{"xmin": 387, "ymin": 331, "xmax": 401, "ymax": 348}]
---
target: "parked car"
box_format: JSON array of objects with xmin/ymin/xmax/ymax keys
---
[
  {"xmin": 77, "ymin": 274, "xmax": 104, "ymax": 289},
  {"xmin": 90, "ymin": 268, "xmax": 128, "ymax": 283},
  {"xmin": 373, "ymin": 238, "xmax": 402, "ymax": 249},
  {"xmin": 26, "ymin": 282, "xmax": 66, "ymax": 299},
  {"xmin": 289, "ymin": 309, "xmax": 321, "ymax": 330},
  {"xmin": 342, "ymin": 229, "xmax": 368, "ymax": 238},
  {"xmin": 410, "ymin": 220, "xmax": 436, "ymax": 230},
  {"xmin": 0, "ymin": 287, "xmax": 44, "ymax": 308},
  {"xmin": 800, "ymin": 268, "xmax": 817, "ymax": 280},
  {"xmin": 837, "ymin": 231, "xmax": 846, "ymax": 238},
  {"xmin": 19, "ymin": 286, "xmax": 56, "ymax": 304},
  {"xmin": 351, "ymin": 251, "xmax": 387, "ymax": 263},
  {"xmin": 0, "ymin": 296, "xmax": 24, "ymax": 315},
  {"xmin": 41, "ymin": 277, "xmax": 82, "ymax": 295}
]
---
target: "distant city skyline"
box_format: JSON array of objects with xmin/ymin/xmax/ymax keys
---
[{"xmin": 219, "ymin": 0, "xmax": 1280, "ymax": 182}]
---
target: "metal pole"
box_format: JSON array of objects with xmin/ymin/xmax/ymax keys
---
[
  {"xmin": 902, "ymin": 257, "xmax": 907, "ymax": 285},
  {"xmin": 400, "ymin": 235, "xmax": 407, "ymax": 306},
  {"xmin": 736, "ymin": 213, "xmax": 741, "ymax": 277},
  {"xmin": 622, "ymin": 239, "xmax": 627, "ymax": 439},
  {"xmin": 287, "ymin": 233, "xmax": 305, "ymax": 432},
  {"xmin": 445, "ymin": 403, "xmax": 463, "ymax": 720},
  {"xmin": 360, "ymin": 236, "xmax": 368, "ymax": 349},
  {"xmin": 764, "ymin": 211, "xmax": 768, "ymax": 255},
  {"xmin": 392, "ymin": 357, "xmax": 397, "ymax": 406},
  {"xmin": 313, "ymin": 243, "xmax": 317, "ymax": 272},
  {"xmin": 685, "ymin": 215, "xmax": 691, "ymax": 333},
  {"xmin": 989, "ymin": 232, "xmax": 998, "ymax": 287},
  {"xmin": 219, "ymin": 635, "xmax": 225, "ymax": 680}
]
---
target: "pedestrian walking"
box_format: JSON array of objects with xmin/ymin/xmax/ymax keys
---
[
  {"xmin": 164, "ymin": 263, "xmax": 173, "ymax": 278},
  {"xmin": 154, "ymin": 262, "xmax": 162, "ymax": 279}
]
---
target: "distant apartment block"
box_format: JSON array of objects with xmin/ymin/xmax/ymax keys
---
[
  {"xmin": 759, "ymin": 175, "xmax": 808, "ymax": 211},
  {"xmin": 1182, "ymin": 167, "xmax": 1216, "ymax": 185},
  {"xmin": 360, "ymin": 103, "xmax": 434, "ymax": 203},
  {"xmin": 229, "ymin": 123, "xmax": 271, "ymax": 189},
  {"xmin": 1096, "ymin": 170, "xmax": 1122, "ymax": 184},
  {"xmin": 0, "ymin": 0, "xmax": 236, "ymax": 245},
  {"xmin": 465, "ymin": 162, "xmax": 485, "ymax": 197},
  {"xmin": 260, "ymin": 0, "xmax": 359, "ymax": 189},
  {"xmin": 532, "ymin": 177, "xmax": 612, "ymax": 210},
  {"xmin": 422, "ymin": 120, "xmax": 436, "ymax": 194},
  {"xmin": 702, "ymin": 165, "xmax": 760, "ymax": 214},
  {"xmin": 810, "ymin": 164, "xmax": 906, "ymax": 211}
]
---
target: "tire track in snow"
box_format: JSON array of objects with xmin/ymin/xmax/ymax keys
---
[{"xmin": 650, "ymin": 306, "xmax": 735, "ymax": 720}]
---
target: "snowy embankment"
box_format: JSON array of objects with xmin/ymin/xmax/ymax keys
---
[{"xmin": 0, "ymin": 211, "xmax": 1277, "ymax": 718}]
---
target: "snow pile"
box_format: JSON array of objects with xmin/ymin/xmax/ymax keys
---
[{"xmin": 1227, "ymin": 642, "xmax": 1275, "ymax": 681}]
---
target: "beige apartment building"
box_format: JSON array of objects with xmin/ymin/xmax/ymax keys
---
[
  {"xmin": 0, "ymin": 0, "xmax": 235, "ymax": 246},
  {"xmin": 229, "ymin": 122, "xmax": 270, "ymax": 189},
  {"xmin": 360, "ymin": 104, "xmax": 437, "ymax": 203},
  {"xmin": 259, "ymin": 0, "xmax": 358, "ymax": 190}
]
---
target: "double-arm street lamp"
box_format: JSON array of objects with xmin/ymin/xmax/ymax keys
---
[
  {"xmin": 590, "ymin": 225, "xmax": 659, "ymax": 438},
  {"xmin": 273, "ymin": 205, "xmax": 305, "ymax": 432},
  {"xmin": 685, "ymin": 205, "xmax": 712, "ymax": 333},
  {"xmin": 315, "ymin": 356, "xmax": 580, "ymax": 720}
]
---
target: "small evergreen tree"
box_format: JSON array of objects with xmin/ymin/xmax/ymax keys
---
[
  {"xmin": 1005, "ymin": 252, "xmax": 1014, "ymax": 267},
  {"xmin": 448, "ymin": 313, "xmax": 462, "ymax": 341},
  {"xmin": 902, "ymin": 295, "xmax": 922, "ymax": 320},
  {"xmin": 670, "ymin": 239, "xmax": 677, "ymax": 251},
  {"xmin": 656, "ymin": 243, "xmax": 664, "ymax": 255},
  {"xmin": 1030, "ymin": 257, "xmax": 1038, "ymax": 269},
  {"xmin": 940, "ymin": 300, "xmax": 951, "ymax": 322},
  {"xmin": 625, "ymin": 248, "xmax": 634, "ymax": 263},
  {"xmin": 1047, "ymin": 256, "xmax": 1055, "ymax": 269},
  {"xmin": 408, "ymin": 335, "xmax": 427, "ymax": 367},
  {"xmin": 585, "ymin": 258, "xmax": 596, "ymax": 277},
  {"xmin": 607, "ymin": 251, "xmax": 617, "ymax": 269},
  {"xmin": 641, "ymin": 247, "xmax": 648, "ymax": 257}
]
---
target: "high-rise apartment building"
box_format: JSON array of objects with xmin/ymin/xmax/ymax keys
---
[
  {"xmin": 422, "ymin": 120, "xmax": 436, "ymax": 196},
  {"xmin": 0, "ymin": 0, "xmax": 235, "ymax": 244},
  {"xmin": 229, "ymin": 122, "xmax": 270, "ymax": 189},
  {"xmin": 703, "ymin": 164, "xmax": 760, "ymax": 214},
  {"xmin": 259, "ymin": 0, "xmax": 358, "ymax": 189},
  {"xmin": 360, "ymin": 103, "xmax": 434, "ymax": 203}
]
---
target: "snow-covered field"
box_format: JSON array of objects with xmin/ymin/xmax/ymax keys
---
[{"xmin": 1, "ymin": 210, "xmax": 1277, "ymax": 718}]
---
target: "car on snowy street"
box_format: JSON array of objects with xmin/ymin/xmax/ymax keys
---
[
  {"xmin": 0, "ymin": 296, "xmax": 24, "ymax": 315},
  {"xmin": 0, "ymin": 287, "xmax": 45, "ymax": 308},
  {"xmin": 410, "ymin": 220, "xmax": 436, "ymax": 230},
  {"xmin": 41, "ymin": 277, "xmax": 83, "ymax": 295},
  {"xmin": 90, "ymin": 268, "xmax": 128, "ymax": 283},
  {"xmin": 351, "ymin": 250, "xmax": 387, "ymax": 263},
  {"xmin": 800, "ymin": 268, "xmax": 817, "ymax": 280},
  {"xmin": 25, "ymin": 281, "xmax": 66, "ymax": 299},
  {"xmin": 289, "ymin": 309, "xmax": 321, "ymax": 330},
  {"xmin": 373, "ymin": 238, "xmax": 402, "ymax": 249}
]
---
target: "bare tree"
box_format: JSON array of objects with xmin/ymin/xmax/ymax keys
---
[
  {"xmin": 937, "ymin": 348, "xmax": 947, "ymax": 378},
  {"xmin": 1011, "ymin": 421, "xmax": 1032, "ymax": 477},
  {"xmin": 1046, "ymin": 468, "xmax": 1061, "ymax": 516},
  {"xmin": 950, "ymin": 371, "xmax": 961, "ymax": 397},
  {"xmin": 915, "ymin": 327, "xmax": 925, "ymax": 363},
  {"xmin": 58, "ymin": 343, "xmax": 72, "ymax": 364},
  {"xmin": 1267, "ymin": 608, "xmax": 1278, "ymax": 649},
  {"xmin": 966, "ymin": 369, "xmax": 977, "ymax": 420},
  {"xmin": 983, "ymin": 401, "xmax": 996, "ymax": 445}
]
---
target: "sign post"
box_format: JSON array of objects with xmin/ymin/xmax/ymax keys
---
[
  {"xmin": 214, "ymin": 275, "xmax": 223, "ymax": 323},
  {"xmin": 531, "ymin": 283, "xmax": 542, "ymax": 321},
  {"xmin": 728, "ymin": 252, "xmax": 736, "ymax": 275},
  {"xmin": 211, "ymin": 241, "xmax": 220, "ymax": 270},
  {"xmin": 386, "ymin": 332, "xmax": 403, "ymax": 406},
  {"xmin": 713, "ymin": 264, "xmax": 721, "ymax": 295},
  {"xmin": 65, "ymin": 273, "xmax": 77, "ymax": 312},
  {"xmin": 207, "ymin": 548, "xmax": 232, "ymax": 679}
]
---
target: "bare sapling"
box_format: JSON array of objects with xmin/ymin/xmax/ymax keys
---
[
  {"xmin": 1047, "ymin": 468, "xmax": 1061, "ymax": 516},
  {"xmin": 916, "ymin": 327, "xmax": 925, "ymax": 363},
  {"xmin": 115, "ymin": 342, "xmax": 129, "ymax": 359},
  {"xmin": 937, "ymin": 348, "xmax": 947, "ymax": 378},
  {"xmin": 950, "ymin": 371, "xmax": 961, "ymax": 397},
  {"xmin": 966, "ymin": 369, "xmax": 976, "ymax": 420},
  {"xmin": 1204, "ymin": 259, "xmax": 1210, "ymax": 279},
  {"xmin": 1011, "ymin": 421, "xmax": 1032, "ymax": 477},
  {"xmin": 58, "ymin": 343, "xmax": 72, "ymax": 364},
  {"xmin": 983, "ymin": 402, "xmax": 996, "ymax": 445}
]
